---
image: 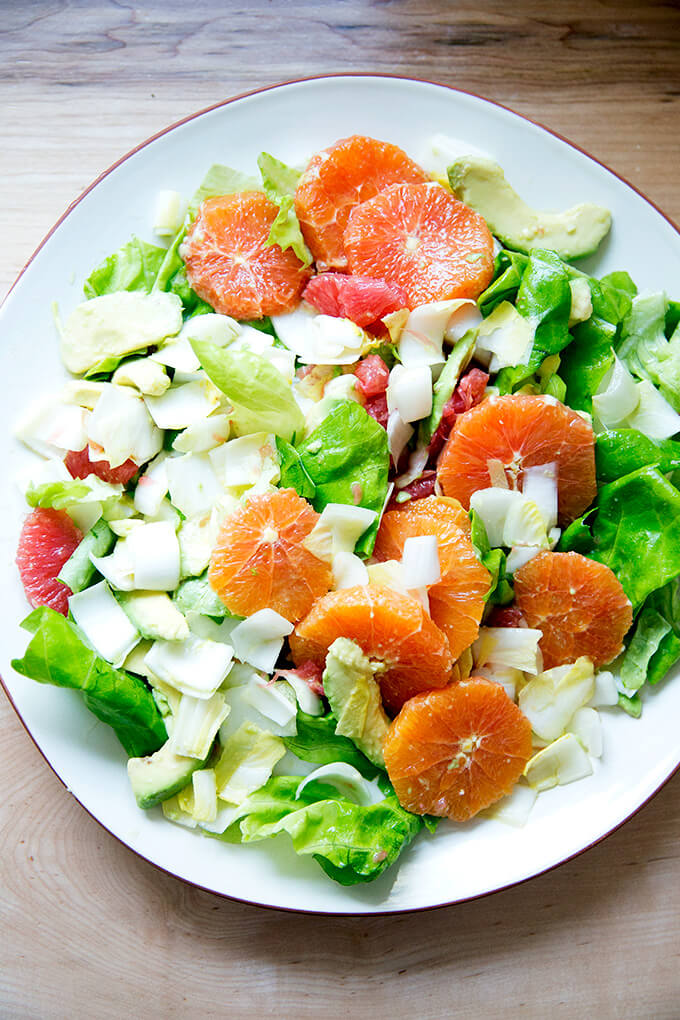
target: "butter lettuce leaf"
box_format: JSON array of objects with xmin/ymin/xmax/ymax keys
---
[
  {"xmin": 478, "ymin": 249, "xmax": 529, "ymax": 315},
  {"xmin": 590, "ymin": 466, "xmax": 680, "ymax": 608},
  {"xmin": 275, "ymin": 436, "xmax": 317, "ymax": 499},
  {"xmin": 257, "ymin": 152, "xmax": 312, "ymax": 267},
  {"xmin": 83, "ymin": 237, "xmax": 167, "ymax": 298},
  {"xmin": 469, "ymin": 510, "xmax": 512, "ymax": 603},
  {"xmin": 516, "ymin": 249, "xmax": 572, "ymax": 370},
  {"xmin": 617, "ymin": 292, "xmax": 680, "ymax": 411},
  {"xmin": 595, "ymin": 429, "xmax": 680, "ymax": 484},
  {"xmin": 219, "ymin": 775, "xmax": 423, "ymax": 885},
  {"xmin": 283, "ymin": 709, "xmax": 379, "ymax": 779},
  {"xmin": 188, "ymin": 163, "xmax": 260, "ymax": 218},
  {"xmin": 620, "ymin": 607, "xmax": 672, "ymax": 695},
  {"xmin": 58, "ymin": 519, "xmax": 115, "ymax": 594},
  {"xmin": 152, "ymin": 228, "xmax": 212, "ymax": 317},
  {"xmin": 296, "ymin": 401, "xmax": 390, "ymax": 556},
  {"xmin": 191, "ymin": 340, "xmax": 304, "ymax": 442},
  {"xmin": 11, "ymin": 607, "xmax": 166, "ymax": 758}
]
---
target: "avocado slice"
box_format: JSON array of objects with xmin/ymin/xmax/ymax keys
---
[
  {"xmin": 127, "ymin": 739, "xmax": 204, "ymax": 809},
  {"xmin": 420, "ymin": 331, "xmax": 477, "ymax": 443},
  {"xmin": 447, "ymin": 156, "xmax": 611, "ymax": 261},
  {"xmin": 323, "ymin": 638, "xmax": 391, "ymax": 767},
  {"xmin": 116, "ymin": 590, "xmax": 189, "ymax": 641}
]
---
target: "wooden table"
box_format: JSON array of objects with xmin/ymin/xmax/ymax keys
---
[{"xmin": 2, "ymin": 3, "xmax": 679, "ymax": 1017}]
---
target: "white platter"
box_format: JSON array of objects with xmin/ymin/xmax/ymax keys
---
[{"xmin": 1, "ymin": 75, "xmax": 679, "ymax": 914}]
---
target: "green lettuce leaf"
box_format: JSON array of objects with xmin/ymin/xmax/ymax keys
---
[
  {"xmin": 516, "ymin": 249, "xmax": 572, "ymax": 370},
  {"xmin": 469, "ymin": 511, "xmax": 513, "ymax": 604},
  {"xmin": 257, "ymin": 152, "xmax": 312, "ymax": 267},
  {"xmin": 152, "ymin": 228, "xmax": 212, "ymax": 317},
  {"xmin": 619, "ymin": 607, "xmax": 672, "ymax": 695},
  {"xmin": 219, "ymin": 775, "xmax": 423, "ymax": 886},
  {"xmin": 11, "ymin": 607, "xmax": 166, "ymax": 757},
  {"xmin": 477, "ymin": 249, "xmax": 529, "ymax": 315},
  {"xmin": 83, "ymin": 237, "xmax": 167, "ymax": 298},
  {"xmin": 173, "ymin": 573, "xmax": 236, "ymax": 618},
  {"xmin": 26, "ymin": 481, "xmax": 91, "ymax": 510},
  {"xmin": 58, "ymin": 519, "xmax": 115, "ymax": 594},
  {"xmin": 191, "ymin": 339, "xmax": 304, "ymax": 442},
  {"xmin": 617, "ymin": 292, "xmax": 680, "ymax": 411},
  {"xmin": 296, "ymin": 401, "xmax": 390, "ymax": 557},
  {"xmin": 188, "ymin": 163, "xmax": 260, "ymax": 218},
  {"xmin": 283, "ymin": 710, "xmax": 379, "ymax": 779},
  {"xmin": 590, "ymin": 466, "xmax": 680, "ymax": 608},
  {"xmin": 275, "ymin": 436, "xmax": 317, "ymax": 499},
  {"xmin": 595, "ymin": 429, "xmax": 680, "ymax": 484}
]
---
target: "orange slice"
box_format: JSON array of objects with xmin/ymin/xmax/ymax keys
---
[
  {"xmin": 294, "ymin": 135, "xmax": 428, "ymax": 271},
  {"xmin": 437, "ymin": 393, "xmax": 597, "ymax": 525},
  {"xmin": 383, "ymin": 677, "xmax": 533, "ymax": 821},
  {"xmin": 343, "ymin": 182, "xmax": 495, "ymax": 308},
  {"xmin": 290, "ymin": 584, "xmax": 453, "ymax": 714},
  {"xmin": 208, "ymin": 489, "xmax": 332, "ymax": 623},
  {"xmin": 183, "ymin": 192, "xmax": 311, "ymax": 319},
  {"xmin": 513, "ymin": 550, "xmax": 633, "ymax": 669},
  {"xmin": 373, "ymin": 495, "xmax": 490, "ymax": 661}
]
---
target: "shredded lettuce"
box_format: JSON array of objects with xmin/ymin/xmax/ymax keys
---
[
  {"xmin": 295, "ymin": 401, "xmax": 390, "ymax": 557},
  {"xmin": 191, "ymin": 340, "xmax": 304, "ymax": 442},
  {"xmin": 11, "ymin": 607, "xmax": 166, "ymax": 757}
]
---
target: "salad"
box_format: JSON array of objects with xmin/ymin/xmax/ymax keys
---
[{"xmin": 9, "ymin": 131, "xmax": 680, "ymax": 888}]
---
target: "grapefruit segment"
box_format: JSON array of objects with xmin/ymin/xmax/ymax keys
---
[
  {"xmin": 343, "ymin": 182, "xmax": 495, "ymax": 308},
  {"xmin": 65, "ymin": 447, "xmax": 138, "ymax": 485},
  {"xmin": 513, "ymin": 550, "xmax": 633, "ymax": 669},
  {"xmin": 182, "ymin": 192, "xmax": 311, "ymax": 319},
  {"xmin": 208, "ymin": 489, "xmax": 332, "ymax": 624},
  {"xmin": 290, "ymin": 584, "xmax": 453, "ymax": 714},
  {"xmin": 294, "ymin": 135, "xmax": 428, "ymax": 271},
  {"xmin": 374, "ymin": 495, "xmax": 489, "ymax": 660},
  {"xmin": 16, "ymin": 508, "xmax": 82, "ymax": 616},
  {"xmin": 437, "ymin": 393, "xmax": 597, "ymax": 525},
  {"xmin": 303, "ymin": 274, "xmax": 407, "ymax": 327},
  {"xmin": 383, "ymin": 677, "xmax": 533, "ymax": 820}
]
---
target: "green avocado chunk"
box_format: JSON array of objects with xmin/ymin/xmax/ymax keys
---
[
  {"xmin": 323, "ymin": 638, "xmax": 391, "ymax": 768},
  {"xmin": 447, "ymin": 156, "xmax": 611, "ymax": 261},
  {"xmin": 127, "ymin": 739, "xmax": 204, "ymax": 809}
]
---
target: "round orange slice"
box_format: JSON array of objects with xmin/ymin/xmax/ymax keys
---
[
  {"xmin": 290, "ymin": 584, "xmax": 453, "ymax": 714},
  {"xmin": 513, "ymin": 550, "xmax": 633, "ymax": 669},
  {"xmin": 343, "ymin": 182, "xmax": 495, "ymax": 308},
  {"xmin": 182, "ymin": 192, "xmax": 311, "ymax": 319},
  {"xmin": 208, "ymin": 489, "xmax": 332, "ymax": 623},
  {"xmin": 373, "ymin": 495, "xmax": 490, "ymax": 661},
  {"xmin": 437, "ymin": 393, "xmax": 597, "ymax": 525},
  {"xmin": 383, "ymin": 677, "xmax": 533, "ymax": 821},
  {"xmin": 294, "ymin": 135, "xmax": 428, "ymax": 271}
]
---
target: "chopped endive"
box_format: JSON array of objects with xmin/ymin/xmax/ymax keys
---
[
  {"xmin": 68, "ymin": 581, "xmax": 140, "ymax": 667},
  {"xmin": 87, "ymin": 384, "xmax": 162, "ymax": 468},
  {"xmin": 172, "ymin": 413, "xmax": 231, "ymax": 454},
  {"xmin": 178, "ymin": 510, "xmax": 221, "ymax": 579},
  {"xmin": 214, "ymin": 722, "xmax": 286, "ymax": 803},
  {"xmin": 116, "ymin": 591, "xmax": 189, "ymax": 642},
  {"xmin": 503, "ymin": 496, "xmax": 549, "ymax": 549},
  {"xmin": 162, "ymin": 794, "xmax": 198, "ymax": 829},
  {"xmin": 273, "ymin": 669, "xmax": 323, "ymax": 716},
  {"xmin": 518, "ymin": 657, "xmax": 595, "ymax": 741},
  {"xmin": 521, "ymin": 463, "xmax": 558, "ymax": 531},
  {"xmin": 189, "ymin": 769, "xmax": 218, "ymax": 823},
  {"xmin": 125, "ymin": 521, "xmax": 181, "ymax": 591},
  {"xmin": 473, "ymin": 663, "xmax": 524, "ymax": 701},
  {"xmin": 473, "ymin": 301, "xmax": 534, "ymax": 372},
  {"xmin": 524, "ymin": 733, "xmax": 593, "ymax": 791},
  {"xmin": 61, "ymin": 379, "xmax": 107, "ymax": 410},
  {"xmin": 144, "ymin": 634, "xmax": 234, "ymax": 699},
  {"xmin": 144, "ymin": 379, "xmax": 222, "ymax": 430},
  {"xmin": 271, "ymin": 306, "xmax": 369, "ymax": 365},
  {"xmin": 366, "ymin": 558, "xmax": 407, "ymax": 594},
  {"xmin": 241, "ymin": 678, "xmax": 298, "ymax": 735},
  {"xmin": 473, "ymin": 626, "xmax": 543, "ymax": 674},
  {"xmin": 401, "ymin": 534, "xmax": 441, "ymax": 589},
  {"xmin": 483, "ymin": 782, "xmax": 537, "ymax": 827},
  {"xmin": 295, "ymin": 764, "xmax": 384, "ymax": 806},
  {"xmin": 302, "ymin": 503, "xmax": 377, "ymax": 563},
  {"xmin": 588, "ymin": 670, "xmax": 618, "ymax": 708},
  {"xmin": 592, "ymin": 354, "xmax": 639, "ymax": 428},
  {"xmin": 153, "ymin": 189, "xmax": 187, "ymax": 238},
  {"xmin": 332, "ymin": 551, "xmax": 369, "ymax": 590},
  {"xmin": 626, "ymin": 379, "xmax": 680, "ymax": 440},
  {"xmin": 568, "ymin": 706, "xmax": 603, "ymax": 758},
  {"xmin": 90, "ymin": 539, "xmax": 135, "ymax": 591},
  {"xmin": 133, "ymin": 454, "xmax": 169, "ymax": 517},
  {"xmin": 470, "ymin": 488, "xmax": 525, "ymax": 547},
  {"xmin": 165, "ymin": 453, "xmax": 223, "ymax": 517},
  {"xmin": 386, "ymin": 410, "xmax": 413, "ymax": 465},
  {"xmin": 209, "ymin": 432, "xmax": 280, "ymax": 489},
  {"xmin": 230, "ymin": 609, "xmax": 294, "ymax": 673},
  {"xmin": 112, "ymin": 357, "xmax": 170, "ymax": 397},
  {"xmin": 170, "ymin": 691, "xmax": 230, "ymax": 759},
  {"xmin": 14, "ymin": 396, "xmax": 89, "ymax": 459},
  {"xmin": 387, "ymin": 363, "xmax": 433, "ymax": 423},
  {"xmin": 568, "ymin": 277, "xmax": 593, "ymax": 327}
]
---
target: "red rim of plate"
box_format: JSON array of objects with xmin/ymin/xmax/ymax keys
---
[{"xmin": 1, "ymin": 73, "xmax": 679, "ymax": 917}]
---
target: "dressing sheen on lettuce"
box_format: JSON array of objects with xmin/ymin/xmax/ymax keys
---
[{"xmin": 11, "ymin": 607, "xmax": 166, "ymax": 758}]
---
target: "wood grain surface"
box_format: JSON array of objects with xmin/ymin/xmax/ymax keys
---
[{"xmin": 2, "ymin": 2, "xmax": 679, "ymax": 1017}]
